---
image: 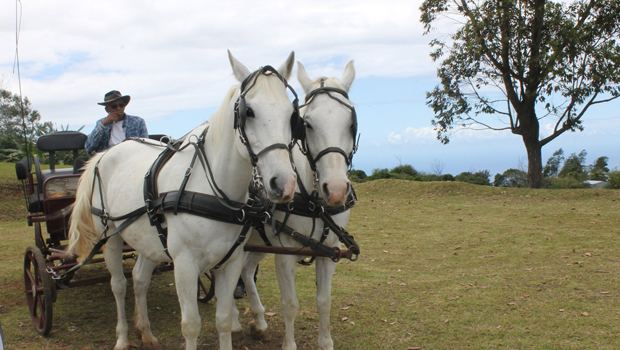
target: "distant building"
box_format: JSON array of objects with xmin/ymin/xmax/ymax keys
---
[{"xmin": 584, "ymin": 180, "xmax": 608, "ymax": 189}]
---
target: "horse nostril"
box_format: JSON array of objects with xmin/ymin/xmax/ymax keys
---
[
  {"xmin": 269, "ymin": 176, "xmax": 285, "ymax": 198},
  {"xmin": 322, "ymin": 182, "xmax": 330, "ymax": 197}
]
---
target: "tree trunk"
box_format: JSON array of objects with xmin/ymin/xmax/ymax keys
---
[{"xmin": 523, "ymin": 136, "xmax": 543, "ymax": 188}]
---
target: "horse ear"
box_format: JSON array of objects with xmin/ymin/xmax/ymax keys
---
[
  {"xmin": 296, "ymin": 61, "xmax": 313, "ymax": 94},
  {"xmin": 340, "ymin": 60, "xmax": 356, "ymax": 92},
  {"xmin": 277, "ymin": 51, "xmax": 295, "ymax": 81},
  {"xmin": 228, "ymin": 50, "xmax": 251, "ymax": 83}
]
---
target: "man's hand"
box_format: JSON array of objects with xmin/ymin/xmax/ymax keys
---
[{"xmin": 102, "ymin": 110, "xmax": 124, "ymax": 126}]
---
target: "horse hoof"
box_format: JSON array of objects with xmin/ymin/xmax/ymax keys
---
[
  {"xmin": 232, "ymin": 330, "xmax": 245, "ymax": 343},
  {"xmin": 250, "ymin": 324, "xmax": 268, "ymax": 341}
]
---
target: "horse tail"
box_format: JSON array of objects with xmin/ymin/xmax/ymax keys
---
[{"xmin": 67, "ymin": 153, "xmax": 104, "ymax": 263}]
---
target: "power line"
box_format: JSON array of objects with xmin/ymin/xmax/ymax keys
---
[{"xmin": 13, "ymin": 0, "xmax": 31, "ymax": 160}]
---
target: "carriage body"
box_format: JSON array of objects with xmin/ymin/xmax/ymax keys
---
[
  {"xmin": 16, "ymin": 131, "xmax": 201, "ymax": 336},
  {"xmin": 16, "ymin": 131, "xmax": 89, "ymax": 335}
]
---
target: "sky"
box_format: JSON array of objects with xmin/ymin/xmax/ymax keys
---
[{"xmin": 0, "ymin": 0, "xmax": 618, "ymax": 179}]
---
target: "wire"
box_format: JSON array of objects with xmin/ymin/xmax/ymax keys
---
[{"xmin": 13, "ymin": 0, "xmax": 31, "ymax": 161}]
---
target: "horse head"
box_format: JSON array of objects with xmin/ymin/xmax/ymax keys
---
[
  {"xmin": 227, "ymin": 51, "xmax": 298, "ymax": 203},
  {"xmin": 296, "ymin": 60, "xmax": 357, "ymax": 207}
]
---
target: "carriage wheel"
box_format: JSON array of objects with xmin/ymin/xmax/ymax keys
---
[
  {"xmin": 34, "ymin": 222, "xmax": 45, "ymax": 251},
  {"xmin": 24, "ymin": 246, "xmax": 54, "ymax": 336},
  {"xmin": 197, "ymin": 270, "xmax": 215, "ymax": 303}
]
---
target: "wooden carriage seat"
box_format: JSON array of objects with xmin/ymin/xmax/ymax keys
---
[{"xmin": 18, "ymin": 131, "xmax": 88, "ymax": 213}]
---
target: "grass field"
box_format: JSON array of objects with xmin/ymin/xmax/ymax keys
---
[{"xmin": 0, "ymin": 161, "xmax": 619, "ymax": 349}]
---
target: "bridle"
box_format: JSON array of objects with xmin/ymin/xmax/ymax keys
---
[
  {"xmin": 296, "ymin": 79, "xmax": 359, "ymax": 177},
  {"xmin": 233, "ymin": 65, "xmax": 302, "ymax": 180}
]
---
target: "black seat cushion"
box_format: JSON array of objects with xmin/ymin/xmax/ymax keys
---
[
  {"xmin": 37, "ymin": 131, "xmax": 87, "ymax": 152},
  {"xmin": 29, "ymin": 192, "xmax": 44, "ymax": 213}
]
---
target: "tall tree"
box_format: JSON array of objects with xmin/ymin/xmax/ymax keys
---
[
  {"xmin": 542, "ymin": 148, "xmax": 564, "ymax": 178},
  {"xmin": 558, "ymin": 149, "xmax": 587, "ymax": 180},
  {"xmin": 420, "ymin": 0, "xmax": 620, "ymax": 188},
  {"xmin": 589, "ymin": 155, "xmax": 609, "ymax": 181},
  {"xmin": 0, "ymin": 88, "xmax": 52, "ymax": 158}
]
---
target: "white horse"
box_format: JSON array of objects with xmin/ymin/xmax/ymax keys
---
[
  {"xmin": 68, "ymin": 51, "xmax": 299, "ymax": 350},
  {"xmin": 233, "ymin": 60, "xmax": 358, "ymax": 350}
]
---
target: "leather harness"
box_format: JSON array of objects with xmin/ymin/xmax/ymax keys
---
[{"xmin": 58, "ymin": 75, "xmax": 361, "ymax": 280}]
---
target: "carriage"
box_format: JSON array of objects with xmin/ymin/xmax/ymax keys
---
[{"xmin": 15, "ymin": 131, "xmax": 215, "ymax": 336}]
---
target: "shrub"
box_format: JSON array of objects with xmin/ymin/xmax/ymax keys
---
[
  {"xmin": 455, "ymin": 170, "xmax": 491, "ymax": 186},
  {"xmin": 349, "ymin": 169, "xmax": 367, "ymax": 183},
  {"xmin": 606, "ymin": 170, "xmax": 620, "ymax": 189},
  {"xmin": 544, "ymin": 177, "xmax": 588, "ymax": 189},
  {"xmin": 442, "ymin": 174, "xmax": 455, "ymax": 181},
  {"xmin": 367, "ymin": 168, "xmax": 391, "ymax": 181},
  {"xmin": 494, "ymin": 168, "xmax": 528, "ymax": 188},
  {"xmin": 390, "ymin": 164, "xmax": 418, "ymax": 177}
]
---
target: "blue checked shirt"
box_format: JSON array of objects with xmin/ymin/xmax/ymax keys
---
[{"xmin": 85, "ymin": 114, "xmax": 148, "ymax": 153}]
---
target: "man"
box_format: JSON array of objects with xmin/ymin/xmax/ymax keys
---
[{"xmin": 85, "ymin": 90, "xmax": 148, "ymax": 153}]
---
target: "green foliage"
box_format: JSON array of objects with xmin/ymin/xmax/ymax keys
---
[
  {"xmin": 348, "ymin": 169, "xmax": 367, "ymax": 183},
  {"xmin": 420, "ymin": 0, "xmax": 620, "ymax": 188},
  {"xmin": 540, "ymin": 148, "xmax": 612, "ymax": 188},
  {"xmin": 0, "ymin": 89, "xmax": 52, "ymax": 160},
  {"xmin": 590, "ymin": 156, "xmax": 610, "ymax": 181},
  {"xmin": 365, "ymin": 165, "xmax": 455, "ymax": 183},
  {"xmin": 389, "ymin": 164, "xmax": 418, "ymax": 177},
  {"xmin": 455, "ymin": 170, "xmax": 491, "ymax": 186},
  {"xmin": 543, "ymin": 148, "xmax": 564, "ymax": 178},
  {"xmin": 558, "ymin": 150, "xmax": 587, "ymax": 181},
  {"xmin": 494, "ymin": 168, "xmax": 528, "ymax": 188},
  {"xmin": 0, "ymin": 89, "xmax": 85, "ymax": 163},
  {"xmin": 607, "ymin": 170, "xmax": 620, "ymax": 189},
  {"xmin": 367, "ymin": 168, "xmax": 391, "ymax": 181},
  {"xmin": 544, "ymin": 176, "xmax": 588, "ymax": 189},
  {"xmin": 441, "ymin": 173, "xmax": 454, "ymax": 181}
]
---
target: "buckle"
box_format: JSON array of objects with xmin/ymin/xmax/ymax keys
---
[
  {"xmin": 145, "ymin": 199, "xmax": 154, "ymax": 214},
  {"xmin": 262, "ymin": 211, "xmax": 272, "ymax": 224},
  {"xmin": 246, "ymin": 197, "xmax": 256, "ymax": 207},
  {"xmin": 308, "ymin": 201, "xmax": 315, "ymax": 212},
  {"xmin": 237, "ymin": 209, "xmax": 246, "ymax": 222}
]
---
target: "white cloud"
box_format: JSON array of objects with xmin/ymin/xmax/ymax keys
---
[
  {"xmin": 0, "ymin": 0, "xmax": 433, "ymax": 128},
  {"xmin": 387, "ymin": 126, "xmax": 436, "ymax": 145},
  {"xmin": 387, "ymin": 124, "xmax": 515, "ymax": 146}
]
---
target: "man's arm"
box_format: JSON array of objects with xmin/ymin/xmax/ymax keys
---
[{"xmin": 84, "ymin": 120, "xmax": 111, "ymax": 153}]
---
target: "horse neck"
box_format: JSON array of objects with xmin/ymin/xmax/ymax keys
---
[{"xmin": 204, "ymin": 119, "xmax": 253, "ymax": 202}]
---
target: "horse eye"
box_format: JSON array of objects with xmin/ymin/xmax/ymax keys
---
[
  {"xmin": 246, "ymin": 108, "xmax": 254, "ymax": 118},
  {"xmin": 304, "ymin": 121, "xmax": 313, "ymax": 130}
]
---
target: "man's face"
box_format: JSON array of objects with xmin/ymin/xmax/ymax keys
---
[{"xmin": 106, "ymin": 100, "xmax": 126, "ymax": 119}]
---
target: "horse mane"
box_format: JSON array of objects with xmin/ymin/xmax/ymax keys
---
[{"xmin": 208, "ymin": 85, "xmax": 237, "ymax": 147}]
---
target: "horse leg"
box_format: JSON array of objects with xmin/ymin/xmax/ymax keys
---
[
  {"xmin": 242, "ymin": 252, "xmax": 269, "ymax": 339},
  {"xmin": 173, "ymin": 254, "xmax": 201, "ymax": 350},
  {"xmin": 132, "ymin": 255, "xmax": 162, "ymax": 350},
  {"xmin": 275, "ymin": 254, "xmax": 300, "ymax": 350},
  {"xmin": 213, "ymin": 255, "xmax": 244, "ymax": 350},
  {"xmin": 103, "ymin": 234, "xmax": 131, "ymax": 350},
  {"xmin": 315, "ymin": 257, "xmax": 337, "ymax": 350}
]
